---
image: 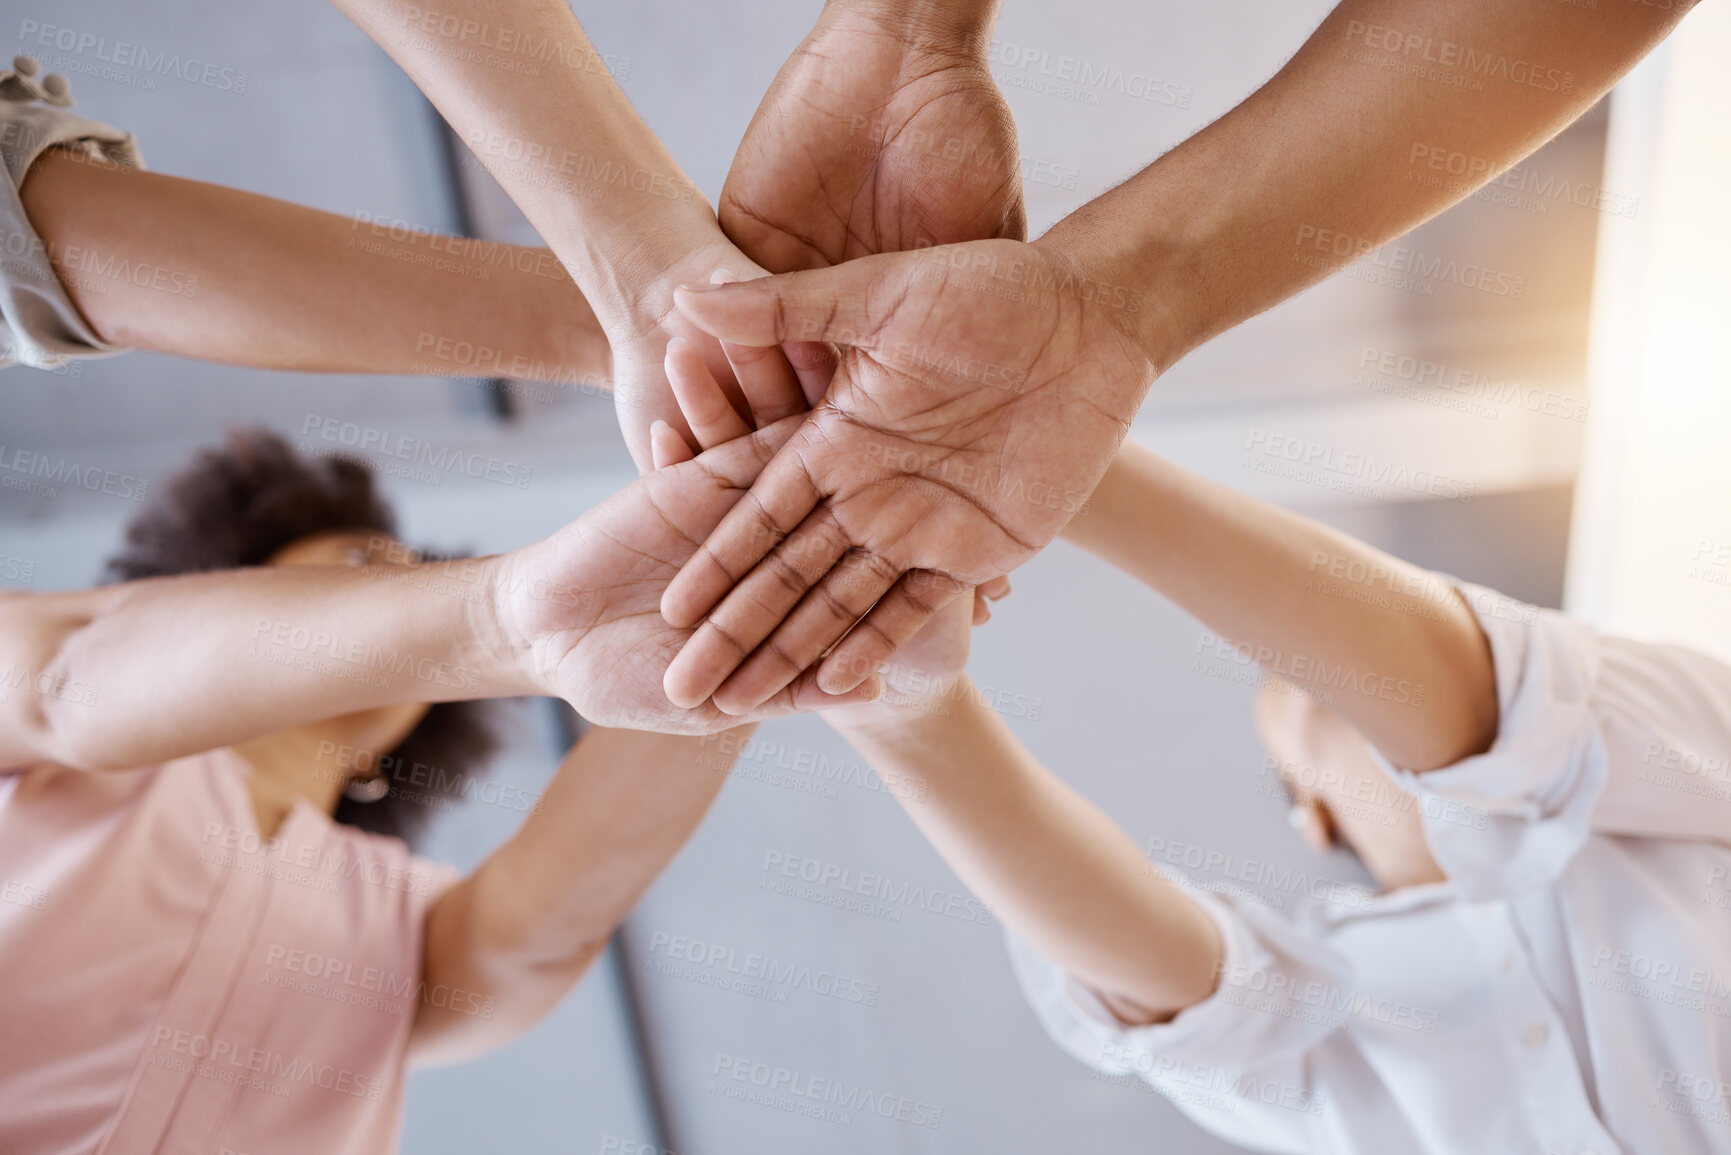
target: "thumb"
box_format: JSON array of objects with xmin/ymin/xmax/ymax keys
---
[{"xmin": 673, "ymin": 252, "xmax": 911, "ymax": 349}]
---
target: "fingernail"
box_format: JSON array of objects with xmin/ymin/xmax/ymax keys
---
[
  {"xmin": 709, "ymin": 269, "xmax": 739, "ymax": 285},
  {"xmin": 676, "ymin": 282, "xmax": 722, "ymax": 294}
]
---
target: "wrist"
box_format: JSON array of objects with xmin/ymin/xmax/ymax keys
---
[
  {"xmin": 461, "ymin": 552, "xmax": 563, "ymax": 699},
  {"xmin": 826, "ymin": 671, "xmax": 971, "ymax": 735},
  {"xmin": 1036, "ymin": 191, "xmax": 1214, "ymax": 378},
  {"xmin": 825, "ymin": 0, "xmax": 1000, "ymax": 56}
]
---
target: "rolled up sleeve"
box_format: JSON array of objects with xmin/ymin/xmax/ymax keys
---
[
  {"xmin": 1377, "ymin": 583, "xmax": 1607, "ymax": 901},
  {"xmin": 1007, "ymin": 876, "xmax": 1349, "ymax": 1152},
  {"xmin": 0, "ymin": 63, "xmax": 142, "ymax": 370}
]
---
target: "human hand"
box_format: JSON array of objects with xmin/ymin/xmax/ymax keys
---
[
  {"xmin": 657, "ymin": 239, "xmax": 1156, "ymax": 714},
  {"xmin": 719, "ymin": 0, "xmax": 1024, "ymax": 272},
  {"xmin": 491, "ymin": 415, "xmax": 880, "ymax": 733},
  {"xmin": 605, "ymin": 241, "xmax": 835, "ymax": 472},
  {"xmin": 649, "ymin": 326, "xmax": 1010, "ymax": 715}
]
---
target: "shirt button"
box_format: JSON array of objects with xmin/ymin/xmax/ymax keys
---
[{"xmin": 1521, "ymin": 1023, "xmax": 1550, "ymax": 1048}]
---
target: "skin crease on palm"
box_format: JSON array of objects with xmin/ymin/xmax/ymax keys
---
[
  {"xmin": 658, "ymin": 238, "xmax": 1155, "ymax": 715},
  {"xmin": 717, "ymin": 1, "xmax": 1025, "ymax": 272}
]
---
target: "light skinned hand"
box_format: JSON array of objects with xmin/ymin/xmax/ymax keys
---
[
  {"xmin": 493, "ymin": 414, "xmax": 881, "ymax": 732},
  {"xmin": 657, "ymin": 239, "xmax": 1153, "ymax": 714}
]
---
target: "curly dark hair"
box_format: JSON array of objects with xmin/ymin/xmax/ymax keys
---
[{"xmin": 104, "ymin": 428, "xmax": 500, "ymax": 847}]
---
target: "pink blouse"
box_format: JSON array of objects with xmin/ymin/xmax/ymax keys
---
[{"xmin": 0, "ymin": 750, "xmax": 456, "ymax": 1155}]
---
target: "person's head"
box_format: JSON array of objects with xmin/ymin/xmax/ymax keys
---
[
  {"xmin": 1252, "ymin": 682, "xmax": 1444, "ymax": 893},
  {"xmin": 105, "ymin": 429, "xmax": 497, "ymax": 845}
]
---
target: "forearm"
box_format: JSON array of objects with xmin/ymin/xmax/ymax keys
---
[
  {"xmin": 1043, "ymin": 0, "xmax": 1694, "ymax": 371},
  {"xmin": 413, "ymin": 724, "xmax": 745, "ymax": 1063},
  {"xmin": 1063, "ymin": 442, "xmax": 1495, "ymax": 770},
  {"xmin": 827, "ymin": 687, "xmax": 1220, "ymax": 1023},
  {"xmin": 0, "ymin": 560, "xmax": 528, "ymax": 772},
  {"xmin": 18, "ymin": 149, "xmax": 608, "ymax": 385},
  {"xmin": 330, "ymin": 0, "xmax": 721, "ymax": 330}
]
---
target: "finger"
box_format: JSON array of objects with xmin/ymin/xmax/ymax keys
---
[
  {"xmin": 722, "ymin": 339, "xmax": 808, "ymax": 426},
  {"xmin": 783, "ymin": 340, "xmax": 839, "ymax": 409},
  {"xmin": 660, "ymin": 422, "xmax": 825, "ymax": 629},
  {"xmin": 616, "ymin": 370, "xmax": 697, "ymax": 476},
  {"xmin": 817, "ymin": 570, "xmax": 969, "ymax": 694},
  {"xmin": 711, "ymin": 544, "xmax": 904, "ymax": 716},
  {"xmin": 980, "ymin": 575, "xmax": 1012, "ymax": 601},
  {"xmin": 743, "ymin": 666, "xmax": 885, "ymax": 722},
  {"xmin": 709, "ymin": 269, "xmax": 807, "ymax": 425},
  {"xmin": 666, "ymin": 337, "xmax": 753, "ymax": 449},
  {"xmin": 649, "ymin": 420, "xmax": 696, "ymax": 470},
  {"xmin": 675, "ymin": 252, "xmax": 907, "ymax": 349},
  {"xmin": 662, "ymin": 510, "xmax": 855, "ymax": 711},
  {"xmin": 972, "ymin": 590, "xmax": 992, "ymax": 626}
]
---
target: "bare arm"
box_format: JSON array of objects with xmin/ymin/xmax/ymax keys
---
[
  {"xmin": 827, "ymin": 680, "xmax": 1221, "ymax": 1024},
  {"xmin": 19, "ymin": 149, "xmax": 609, "ymax": 385},
  {"xmin": 411, "ymin": 724, "xmax": 745, "ymax": 1064},
  {"xmin": 1062, "ymin": 442, "xmax": 1496, "ymax": 772},
  {"xmin": 327, "ymin": 0, "xmax": 811, "ymax": 467},
  {"xmin": 0, "ymin": 560, "xmax": 528, "ymax": 774},
  {"xmin": 652, "ymin": 0, "xmax": 1696, "ymax": 706},
  {"xmin": 1064, "ymin": 0, "xmax": 1698, "ymax": 368}
]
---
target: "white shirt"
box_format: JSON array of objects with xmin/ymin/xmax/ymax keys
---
[{"xmin": 1011, "ymin": 582, "xmax": 1731, "ymax": 1155}]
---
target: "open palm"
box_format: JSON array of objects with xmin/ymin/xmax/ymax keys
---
[
  {"xmin": 495, "ymin": 417, "xmax": 875, "ymax": 732},
  {"xmin": 658, "ymin": 239, "xmax": 1157, "ymax": 714},
  {"xmin": 719, "ymin": 5, "xmax": 1024, "ymax": 273}
]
